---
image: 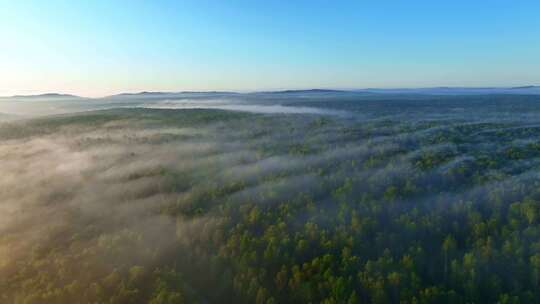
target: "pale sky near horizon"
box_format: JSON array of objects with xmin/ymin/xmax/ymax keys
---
[{"xmin": 1, "ymin": 1, "xmax": 539, "ymax": 97}]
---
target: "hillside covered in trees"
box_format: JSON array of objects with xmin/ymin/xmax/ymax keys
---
[{"xmin": 3, "ymin": 94, "xmax": 540, "ymax": 303}]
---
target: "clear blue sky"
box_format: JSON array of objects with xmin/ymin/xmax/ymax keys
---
[{"xmin": 1, "ymin": 0, "xmax": 539, "ymax": 97}]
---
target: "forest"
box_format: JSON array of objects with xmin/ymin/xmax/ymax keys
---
[{"xmin": 2, "ymin": 94, "xmax": 540, "ymax": 303}]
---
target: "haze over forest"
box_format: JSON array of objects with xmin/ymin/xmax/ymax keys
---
[{"xmin": 2, "ymin": 91, "xmax": 540, "ymax": 303}]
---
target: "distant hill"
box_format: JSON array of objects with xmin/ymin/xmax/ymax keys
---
[
  {"xmin": 257, "ymin": 87, "xmax": 540, "ymax": 95},
  {"xmin": 260, "ymin": 89, "xmax": 347, "ymax": 94},
  {"xmin": 111, "ymin": 91, "xmax": 170, "ymax": 97},
  {"xmin": 107, "ymin": 91, "xmax": 238, "ymax": 98},
  {"xmin": 179, "ymin": 91, "xmax": 238, "ymax": 94},
  {"xmin": 510, "ymin": 85, "xmax": 539, "ymax": 90},
  {"xmin": 353, "ymin": 86, "xmax": 540, "ymax": 95},
  {"xmin": 8, "ymin": 93, "xmax": 82, "ymax": 99}
]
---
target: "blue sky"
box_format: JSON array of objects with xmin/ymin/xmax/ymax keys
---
[{"xmin": 1, "ymin": 1, "xmax": 539, "ymax": 97}]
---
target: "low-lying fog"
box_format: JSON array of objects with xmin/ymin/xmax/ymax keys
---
[{"xmin": 0, "ymin": 93, "xmax": 350, "ymax": 118}]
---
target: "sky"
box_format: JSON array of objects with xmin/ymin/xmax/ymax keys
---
[{"xmin": 1, "ymin": 0, "xmax": 539, "ymax": 97}]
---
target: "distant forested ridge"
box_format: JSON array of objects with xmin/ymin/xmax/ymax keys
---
[{"xmin": 3, "ymin": 95, "xmax": 540, "ymax": 303}]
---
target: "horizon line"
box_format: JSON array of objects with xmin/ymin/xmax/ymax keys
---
[{"xmin": 1, "ymin": 85, "xmax": 539, "ymax": 99}]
